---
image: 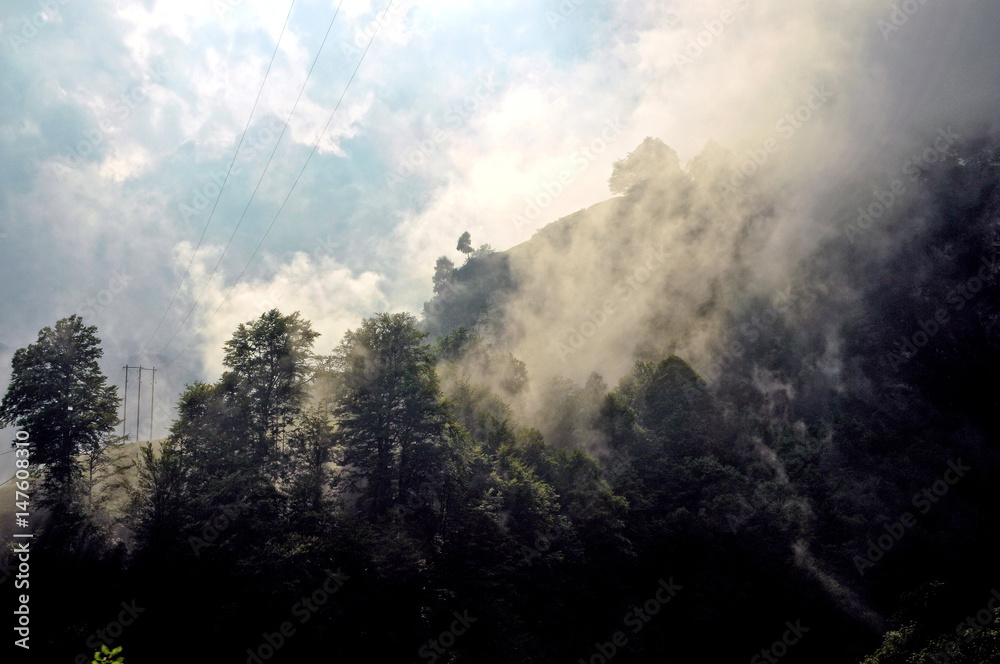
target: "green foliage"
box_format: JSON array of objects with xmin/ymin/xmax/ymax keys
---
[
  {"xmin": 125, "ymin": 440, "xmax": 189, "ymax": 551},
  {"xmin": 421, "ymin": 247, "xmax": 515, "ymax": 338},
  {"xmin": 861, "ymin": 618, "xmax": 1000, "ymax": 664},
  {"xmin": 92, "ymin": 644, "xmax": 124, "ymax": 664},
  {"xmin": 333, "ymin": 313, "xmax": 447, "ymax": 520},
  {"xmin": 444, "ymin": 378, "xmax": 517, "ymax": 452},
  {"xmin": 221, "ymin": 309, "xmax": 319, "ymax": 457},
  {"xmin": 23, "ymin": 140, "xmax": 1000, "ymax": 661},
  {"xmin": 433, "ymin": 255, "xmax": 456, "ymax": 294},
  {"xmin": 433, "ymin": 326, "xmax": 478, "ymax": 362},
  {"xmin": 486, "ymin": 445, "xmax": 560, "ymax": 542},
  {"xmin": 535, "ymin": 373, "xmax": 606, "ymax": 450},
  {"xmin": 281, "ymin": 408, "xmax": 336, "ymax": 516},
  {"xmin": 0, "ymin": 315, "xmax": 120, "ymax": 506}
]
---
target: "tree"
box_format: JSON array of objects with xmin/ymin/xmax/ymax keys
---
[
  {"xmin": 281, "ymin": 408, "xmax": 336, "ymax": 515},
  {"xmin": 457, "ymin": 231, "xmax": 473, "ymax": 254},
  {"xmin": 125, "ymin": 440, "xmax": 189, "ymax": 552},
  {"xmin": 0, "ymin": 315, "xmax": 119, "ymax": 506},
  {"xmin": 433, "ymin": 256, "xmax": 455, "ymax": 295},
  {"xmin": 332, "ymin": 313, "xmax": 446, "ymax": 521},
  {"xmin": 220, "ymin": 309, "xmax": 319, "ymax": 457},
  {"xmin": 167, "ymin": 381, "xmax": 235, "ymax": 485},
  {"xmin": 608, "ymin": 137, "xmax": 680, "ymax": 194},
  {"xmin": 81, "ymin": 429, "xmax": 129, "ymax": 509},
  {"xmin": 92, "ymin": 645, "xmax": 125, "ymax": 664}
]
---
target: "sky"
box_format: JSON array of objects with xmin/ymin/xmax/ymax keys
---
[{"xmin": 2, "ymin": 0, "xmax": 998, "ymax": 482}]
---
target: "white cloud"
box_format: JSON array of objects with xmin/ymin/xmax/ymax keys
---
[
  {"xmin": 3, "ymin": 0, "xmax": 998, "ymax": 423},
  {"xmin": 173, "ymin": 243, "xmax": 387, "ymax": 375}
]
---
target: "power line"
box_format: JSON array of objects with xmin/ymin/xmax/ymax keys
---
[
  {"xmin": 157, "ymin": 0, "xmax": 346, "ymax": 358},
  {"xmin": 136, "ymin": 0, "xmax": 297, "ymax": 361},
  {"xmin": 168, "ymin": 0, "xmax": 396, "ymax": 367}
]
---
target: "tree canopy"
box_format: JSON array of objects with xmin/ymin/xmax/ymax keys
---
[{"xmin": 0, "ymin": 315, "xmax": 119, "ymax": 503}]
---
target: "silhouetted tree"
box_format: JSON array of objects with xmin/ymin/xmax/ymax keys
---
[
  {"xmin": 433, "ymin": 255, "xmax": 455, "ymax": 295},
  {"xmin": 220, "ymin": 309, "xmax": 319, "ymax": 457},
  {"xmin": 125, "ymin": 440, "xmax": 188, "ymax": 552},
  {"xmin": 608, "ymin": 136, "xmax": 680, "ymax": 194},
  {"xmin": 332, "ymin": 313, "xmax": 445, "ymax": 520},
  {"xmin": 0, "ymin": 315, "xmax": 119, "ymax": 508}
]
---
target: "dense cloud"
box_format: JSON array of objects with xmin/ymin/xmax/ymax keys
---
[{"xmin": 2, "ymin": 0, "xmax": 999, "ymax": 459}]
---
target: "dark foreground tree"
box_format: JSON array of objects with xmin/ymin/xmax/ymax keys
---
[
  {"xmin": 220, "ymin": 309, "xmax": 319, "ymax": 457},
  {"xmin": 0, "ymin": 315, "xmax": 119, "ymax": 507},
  {"xmin": 332, "ymin": 312, "xmax": 446, "ymax": 520}
]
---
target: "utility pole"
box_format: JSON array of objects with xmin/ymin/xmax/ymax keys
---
[
  {"xmin": 123, "ymin": 365, "xmax": 157, "ymax": 442},
  {"xmin": 149, "ymin": 366, "xmax": 155, "ymax": 442},
  {"xmin": 122, "ymin": 366, "xmax": 129, "ymax": 438},
  {"xmin": 136, "ymin": 367, "xmax": 142, "ymax": 442}
]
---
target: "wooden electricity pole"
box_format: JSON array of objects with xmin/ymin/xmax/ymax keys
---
[
  {"xmin": 136, "ymin": 368, "xmax": 142, "ymax": 441},
  {"xmin": 122, "ymin": 366, "xmax": 129, "ymax": 438},
  {"xmin": 149, "ymin": 366, "xmax": 156, "ymax": 442},
  {"xmin": 123, "ymin": 365, "xmax": 158, "ymax": 442}
]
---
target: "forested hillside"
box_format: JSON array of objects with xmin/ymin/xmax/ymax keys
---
[{"xmin": 3, "ymin": 135, "xmax": 999, "ymax": 664}]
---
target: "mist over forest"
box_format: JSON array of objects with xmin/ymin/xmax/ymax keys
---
[{"xmin": 2, "ymin": 1, "xmax": 999, "ymax": 663}]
